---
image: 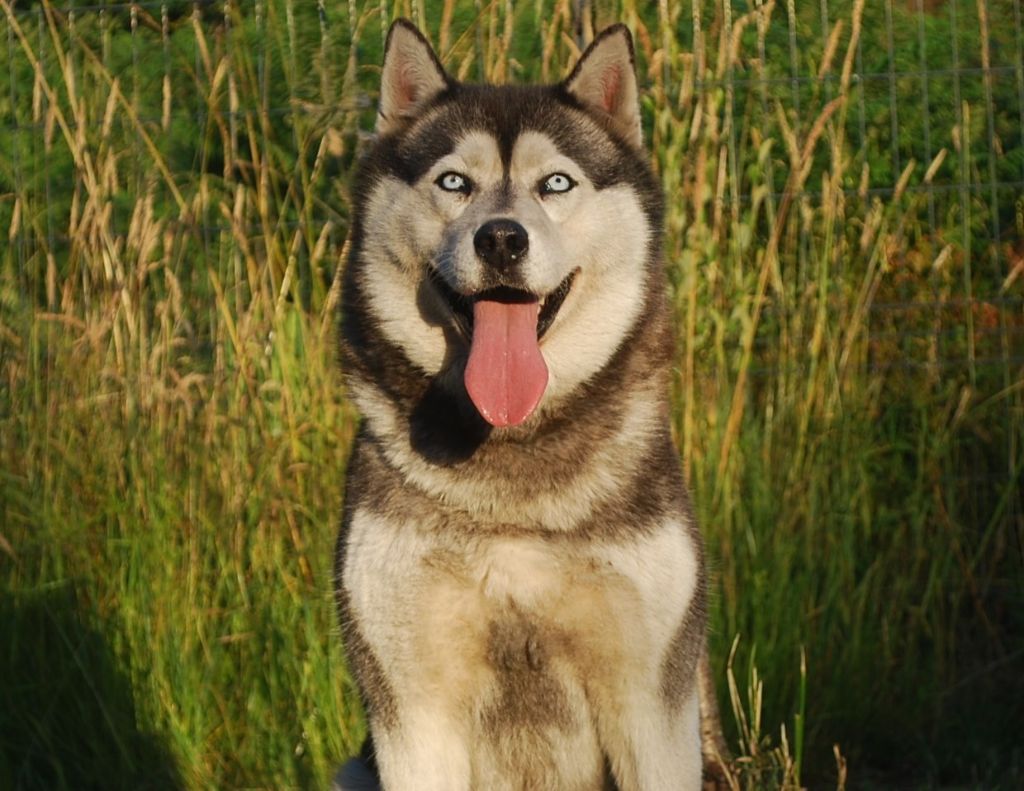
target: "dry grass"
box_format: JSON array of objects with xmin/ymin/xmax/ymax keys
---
[{"xmin": 1, "ymin": 1, "xmax": 1021, "ymax": 788}]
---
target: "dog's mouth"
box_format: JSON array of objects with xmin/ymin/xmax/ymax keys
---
[
  {"xmin": 428, "ymin": 269, "xmax": 577, "ymax": 428},
  {"xmin": 430, "ymin": 269, "xmax": 578, "ymax": 342}
]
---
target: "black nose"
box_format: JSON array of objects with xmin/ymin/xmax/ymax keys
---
[{"xmin": 473, "ymin": 219, "xmax": 529, "ymax": 270}]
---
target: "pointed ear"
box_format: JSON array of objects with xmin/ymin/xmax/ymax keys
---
[
  {"xmin": 563, "ymin": 25, "xmax": 642, "ymax": 148},
  {"xmin": 378, "ymin": 19, "xmax": 450, "ymax": 135}
]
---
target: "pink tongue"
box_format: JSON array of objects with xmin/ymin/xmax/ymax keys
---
[{"xmin": 464, "ymin": 298, "xmax": 548, "ymax": 427}]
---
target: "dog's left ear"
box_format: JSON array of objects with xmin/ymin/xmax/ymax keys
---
[
  {"xmin": 563, "ymin": 25, "xmax": 642, "ymax": 148},
  {"xmin": 378, "ymin": 19, "xmax": 451, "ymax": 135}
]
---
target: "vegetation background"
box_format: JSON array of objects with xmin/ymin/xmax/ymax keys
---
[{"xmin": 1, "ymin": 0, "xmax": 1022, "ymax": 788}]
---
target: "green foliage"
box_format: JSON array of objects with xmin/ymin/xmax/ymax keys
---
[{"xmin": 1, "ymin": 1, "xmax": 1022, "ymax": 788}]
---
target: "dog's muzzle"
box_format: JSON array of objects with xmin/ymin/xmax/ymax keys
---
[{"xmin": 429, "ymin": 217, "xmax": 577, "ymax": 428}]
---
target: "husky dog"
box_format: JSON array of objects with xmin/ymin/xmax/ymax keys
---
[{"xmin": 335, "ymin": 19, "xmax": 721, "ymax": 791}]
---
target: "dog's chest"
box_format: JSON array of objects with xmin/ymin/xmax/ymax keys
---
[
  {"xmin": 473, "ymin": 539, "xmax": 567, "ymax": 609},
  {"xmin": 408, "ymin": 539, "xmax": 620, "ymax": 734},
  {"xmin": 346, "ymin": 503, "xmax": 696, "ymax": 709},
  {"xmin": 424, "ymin": 538, "xmax": 616, "ymax": 650}
]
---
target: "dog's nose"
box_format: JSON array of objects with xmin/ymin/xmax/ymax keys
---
[{"xmin": 474, "ymin": 219, "xmax": 529, "ymax": 270}]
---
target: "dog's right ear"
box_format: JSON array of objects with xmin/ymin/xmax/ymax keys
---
[{"xmin": 378, "ymin": 19, "xmax": 450, "ymax": 135}]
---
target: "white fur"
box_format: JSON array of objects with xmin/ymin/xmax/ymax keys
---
[
  {"xmin": 602, "ymin": 690, "xmax": 702, "ymax": 790},
  {"xmin": 593, "ymin": 521, "xmax": 699, "ymax": 662},
  {"xmin": 373, "ymin": 711, "xmax": 472, "ymax": 791},
  {"xmin": 343, "ymin": 508, "xmax": 702, "ymax": 790}
]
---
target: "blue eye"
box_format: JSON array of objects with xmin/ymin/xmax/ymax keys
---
[
  {"xmin": 540, "ymin": 173, "xmax": 575, "ymax": 195},
  {"xmin": 437, "ymin": 171, "xmax": 472, "ymax": 194}
]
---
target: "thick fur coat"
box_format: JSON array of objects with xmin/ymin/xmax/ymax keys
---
[{"xmin": 334, "ymin": 20, "xmax": 712, "ymax": 791}]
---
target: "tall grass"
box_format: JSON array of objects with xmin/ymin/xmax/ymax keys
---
[{"xmin": 1, "ymin": 1, "xmax": 1021, "ymax": 788}]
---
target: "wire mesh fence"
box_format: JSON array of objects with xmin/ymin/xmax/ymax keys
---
[
  {"xmin": 2, "ymin": 0, "xmax": 1022, "ymax": 521},
  {"xmin": 2, "ymin": 2, "xmax": 1022, "ymax": 783},
  {"xmin": 3, "ymin": 2, "xmax": 1021, "ymax": 351}
]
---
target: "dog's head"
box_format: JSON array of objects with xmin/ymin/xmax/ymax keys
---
[{"xmin": 345, "ymin": 20, "xmax": 663, "ymax": 432}]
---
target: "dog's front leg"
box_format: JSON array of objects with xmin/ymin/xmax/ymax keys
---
[
  {"xmin": 339, "ymin": 502, "xmax": 483, "ymax": 791},
  {"xmin": 598, "ymin": 686, "xmax": 703, "ymax": 791},
  {"xmin": 370, "ymin": 709, "xmax": 471, "ymax": 791},
  {"xmin": 586, "ymin": 525, "xmax": 705, "ymax": 791},
  {"xmin": 332, "ymin": 711, "xmax": 471, "ymax": 791}
]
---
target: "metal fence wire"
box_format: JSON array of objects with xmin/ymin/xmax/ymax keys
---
[
  {"xmin": 3, "ymin": 4, "xmax": 1023, "ymax": 781},
  {"xmin": 3, "ymin": 4, "xmax": 1022, "ymax": 330},
  {"xmin": 2, "ymin": 1, "xmax": 1022, "ymax": 455}
]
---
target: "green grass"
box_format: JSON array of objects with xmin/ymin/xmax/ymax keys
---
[{"xmin": 2, "ymin": 0, "xmax": 1022, "ymax": 788}]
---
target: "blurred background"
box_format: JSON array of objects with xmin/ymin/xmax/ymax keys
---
[{"xmin": 1, "ymin": 0, "xmax": 1021, "ymax": 788}]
